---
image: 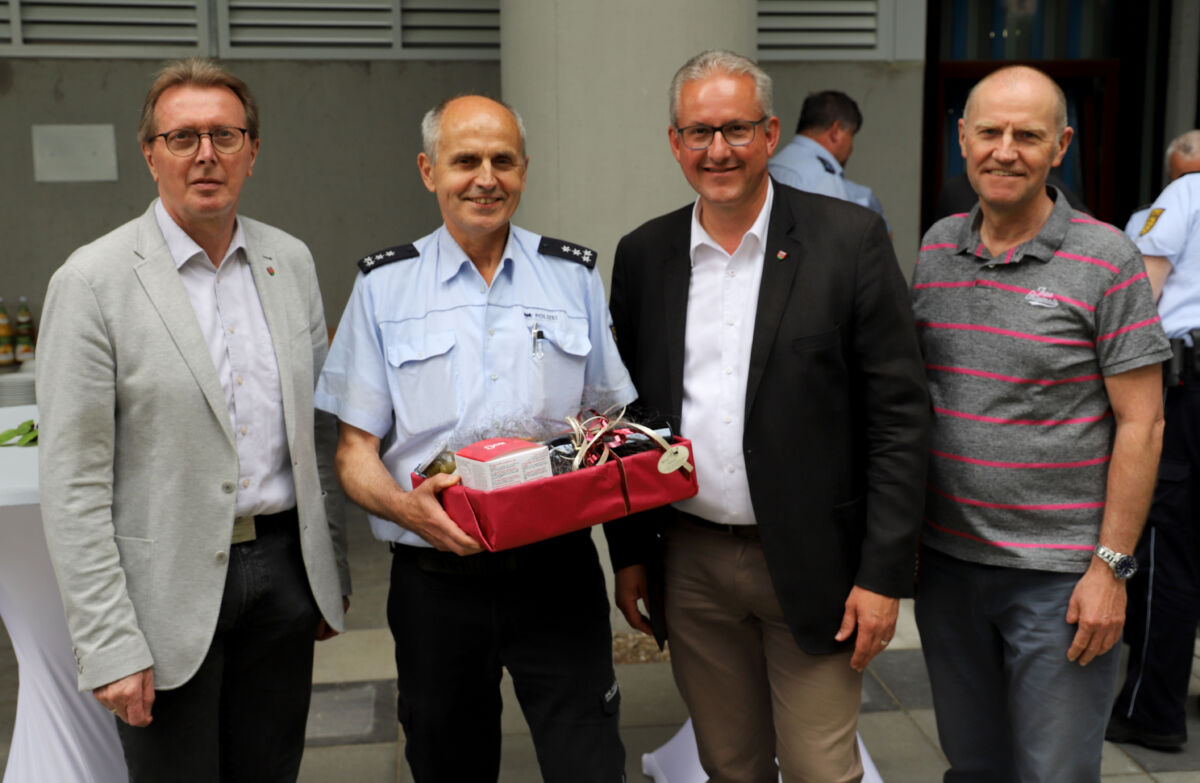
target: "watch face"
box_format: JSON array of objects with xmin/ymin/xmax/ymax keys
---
[{"xmin": 1114, "ymin": 555, "xmax": 1138, "ymax": 580}]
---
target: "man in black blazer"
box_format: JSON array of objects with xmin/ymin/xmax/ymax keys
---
[{"xmin": 605, "ymin": 50, "xmax": 929, "ymax": 782}]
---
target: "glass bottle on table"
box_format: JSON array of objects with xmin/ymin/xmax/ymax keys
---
[
  {"xmin": 14, "ymin": 296, "xmax": 35, "ymax": 364},
  {"xmin": 0, "ymin": 297, "xmax": 15, "ymax": 368}
]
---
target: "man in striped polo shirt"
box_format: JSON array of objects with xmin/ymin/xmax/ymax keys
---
[{"xmin": 911, "ymin": 65, "xmax": 1170, "ymax": 781}]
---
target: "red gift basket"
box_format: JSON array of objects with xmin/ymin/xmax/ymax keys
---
[{"xmin": 412, "ymin": 422, "xmax": 697, "ymax": 552}]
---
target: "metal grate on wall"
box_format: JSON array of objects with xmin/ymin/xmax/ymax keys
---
[
  {"xmin": 216, "ymin": 0, "xmax": 499, "ymax": 60},
  {"xmin": 0, "ymin": 0, "xmax": 208, "ymax": 57},
  {"xmin": 0, "ymin": 0, "xmax": 499, "ymax": 58},
  {"xmin": 758, "ymin": 0, "xmax": 895, "ymax": 61}
]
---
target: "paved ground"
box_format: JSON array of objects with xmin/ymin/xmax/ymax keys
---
[{"xmin": 4, "ymin": 509, "xmax": 1200, "ymax": 781}]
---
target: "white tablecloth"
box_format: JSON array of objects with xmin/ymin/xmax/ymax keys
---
[
  {"xmin": 642, "ymin": 718, "xmax": 884, "ymax": 783},
  {"xmin": 0, "ymin": 405, "xmax": 127, "ymax": 782}
]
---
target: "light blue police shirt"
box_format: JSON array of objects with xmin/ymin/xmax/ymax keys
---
[
  {"xmin": 767, "ymin": 134, "xmax": 849, "ymax": 200},
  {"xmin": 1134, "ymin": 173, "xmax": 1200, "ymax": 340},
  {"xmin": 315, "ymin": 223, "xmax": 638, "ymax": 546},
  {"xmin": 844, "ymin": 178, "xmax": 891, "ymax": 232}
]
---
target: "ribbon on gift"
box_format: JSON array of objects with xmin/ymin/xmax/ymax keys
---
[{"xmin": 567, "ymin": 408, "xmax": 693, "ymax": 475}]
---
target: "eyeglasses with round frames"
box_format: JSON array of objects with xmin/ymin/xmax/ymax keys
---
[
  {"xmin": 675, "ymin": 117, "xmax": 767, "ymax": 151},
  {"xmin": 152, "ymin": 127, "xmax": 249, "ymax": 157}
]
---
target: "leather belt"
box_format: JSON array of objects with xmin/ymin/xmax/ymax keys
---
[
  {"xmin": 678, "ymin": 510, "xmax": 760, "ymax": 539},
  {"xmin": 232, "ymin": 507, "xmax": 298, "ymax": 545}
]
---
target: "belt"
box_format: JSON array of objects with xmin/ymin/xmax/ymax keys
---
[
  {"xmin": 1164, "ymin": 331, "xmax": 1200, "ymax": 386},
  {"xmin": 232, "ymin": 507, "xmax": 298, "ymax": 545},
  {"xmin": 390, "ymin": 528, "xmax": 591, "ymax": 575},
  {"xmin": 678, "ymin": 510, "xmax": 760, "ymax": 539}
]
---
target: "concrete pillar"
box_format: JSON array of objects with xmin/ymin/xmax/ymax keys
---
[
  {"xmin": 500, "ymin": 0, "xmax": 757, "ymax": 284},
  {"xmin": 1164, "ymin": 0, "xmax": 1199, "ymax": 143}
]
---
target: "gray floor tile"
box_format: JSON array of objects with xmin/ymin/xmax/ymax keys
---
[
  {"xmin": 857, "ymin": 711, "xmax": 948, "ymax": 783},
  {"xmin": 305, "ymin": 680, "xmax": 397, "ymax": 747},
  {"xmin": 299, "ymin": 741, "xmax": 396, "ymax": 783},
  {"xmin": 866, "ymin": 648, "xmax": 934, "ymax": 711}
]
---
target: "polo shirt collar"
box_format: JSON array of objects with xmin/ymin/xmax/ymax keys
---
[{"xmin": 957, "ymin": 185, "xmax": 1073, "ymax": 265}]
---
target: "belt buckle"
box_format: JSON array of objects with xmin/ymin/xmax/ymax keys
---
[{"xmin": 231, "ymin": 515, "xmax": 257, "ymax": 545}]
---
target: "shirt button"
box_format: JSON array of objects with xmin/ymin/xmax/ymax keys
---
[
  {"xmin": 479, "ymin": 286, "xmax": 486, "ymax": 294},
  {"xmin": 726, "ymin": 320, "xmax": 735, "ymax": 327},
  {"xmin": 724, "ymin": 367, "xmax": 733, "ymax": 375},
  {"xmin": 727, "ymin": 465, "xmax": 736, "ymax": 473},
  {"xmin": 241, "ymin": 479, "xmax": 250, "ymax": 488},
  {"xmin": 240, "ymin": 426, "xmax": 248, "ymax": 435},
  {"xmin": 215, "ymin": 551, "xmax": 228, "ymax": 564},
  {"xmin": 728, "ymin": 270, "xmax": 736, "ymax": 277},
  {"xmin": 723, "ymin": 416, "xmax": 732, "ymax": 424},
  {"xmin": 987, "ymin": 264, "xmax": 996, "ymax": 269},
  {"xmin": 221, "ymin": 481, "xmax": 235, "ymax": 494},
  {"xmin": 228, "ymin": 327, "xmax": 236, "ymax": 334},
  {"xmin": 236, "ymin": 377, "xmax": 244, "ymax": 386},
  {"xmin": 490, "ymin": 373, "xmax": 498, "ymax": 381},
  {"xmin": 731, "ymin": 512, "xmax": 740, "ymax": 519},
  {"xmin": 488, "ymin": 328, "xmax": 495, "ymax": 336}
]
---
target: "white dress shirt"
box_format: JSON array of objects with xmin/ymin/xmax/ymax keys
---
[
  {"xmin": 155, "ymin": 199, "xmax": 294, "ymax": 517},
  {"xmin": 674, "ymin": 182, "xmax": 774, "ymax": 525}
]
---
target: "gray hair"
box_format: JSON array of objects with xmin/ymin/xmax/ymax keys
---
[
  {"xmin": 1166, "ymin": 129, "xmax": 1200, "ymax": 168},
  {"xmin": 420, "ymin": 95, "xmax": 527, "ymax": 163},
  {"xmin": 962, "ymin": 65, "xmax": 1068, "ymax": 143},
  {"xmin": 139, "ymin": 58, "xmax": 259, "ymax": 143},
  {"xmin": 669, "ymin": 50, "xmax": 774, "ymax": 127}
]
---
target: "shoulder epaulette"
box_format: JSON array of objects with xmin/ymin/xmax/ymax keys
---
[
  {"xmin": 539, "ymin": 236, "xmax": 596, "ymax": 270},
  {"xmin": 358, "ymin": 244, "xmax": 419, "ymax": 274},
  {"xmin": 818, "ymin": 156, "xmax": 837, "ymax": 174}
]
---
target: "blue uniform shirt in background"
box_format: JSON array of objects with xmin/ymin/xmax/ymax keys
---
[
  {"xmin": 315, "ymin": 223, "xmax": 637, "ymax": 546},
  {"xmin": 767, "ymin": 134, "xmax": 849, "ymax": 200},
  {"xmin": 1134, "ymin": 174, "xmax": 1200, "ymax": 340}
]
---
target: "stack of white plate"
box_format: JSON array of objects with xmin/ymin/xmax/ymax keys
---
[{"xmin": 0, "ymin": 369, "xmax": 35, "ymax": 407}]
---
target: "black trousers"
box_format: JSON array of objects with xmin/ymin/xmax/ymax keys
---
[
  {"xmin": 117, "ymin": 510, "xmax": 322, "ymax": 782},
  {"xmin": 388, "ymin": 530, "xmax": 625, "ymax": 783},
  {"xmin": 1113, "ymin": 385, "xmax": 1200, "ymax": 736}
]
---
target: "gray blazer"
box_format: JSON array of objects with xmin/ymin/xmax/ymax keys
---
[{"xmin": 37, "ymin": 202, "xmax": 349, "ymax": 692}]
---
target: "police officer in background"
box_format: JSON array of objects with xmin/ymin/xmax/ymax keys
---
[
  {"xmin": 1107, "ymin": 128, "xmax": 1200, "ymax": 752},
  {"xmin": 314, "ymin": 94, "xmax": 635, "ymax": 782},
  {"xmin": 769, "ymin": 90, "xmax": 891, "ymax": 233},
  {"xmin": 1124, "ymin": 130, "xmax": 1200, "ymax": 237}
]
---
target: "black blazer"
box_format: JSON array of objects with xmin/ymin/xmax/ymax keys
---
[{"xmin": 605, "ymin": 181, "xmax": 930, "ymax": 654}]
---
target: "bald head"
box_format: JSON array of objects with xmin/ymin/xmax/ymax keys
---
[
  {"xmin": 421, "ymin": 94, "xmax": 527, "ymax": 164},
  {"xmin": 1166, "ymin": 129, "xmax": 1200, "ymax": 182},
  {"xmin": 964, "ymin": 66, "xmax": 1068, "ymax": 143}
]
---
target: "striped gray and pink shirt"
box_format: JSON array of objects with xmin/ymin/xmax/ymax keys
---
[{"xmin": 911, "ymin": 189, "xmax": 1171, "ymax": 574}]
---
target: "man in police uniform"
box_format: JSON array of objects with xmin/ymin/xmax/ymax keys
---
[
  {"xmin": 769, "ymin": 90, "xmax": 891, "ymax": 234},
  {"xmin": 1124, "ymin": 130, "xmax": 1200, "ymax": 237},
  {"xmin": 315, "ymin": 95, "xmax": 634, "ymax": 782},
  {"xmin": 1107, "ymin": 128, "xmax": 1200, "ymax": 751}
]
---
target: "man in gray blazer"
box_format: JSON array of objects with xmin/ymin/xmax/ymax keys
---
[{"xmin": 37, "ymin": 58, "xmax": 349, "ymax": 781}]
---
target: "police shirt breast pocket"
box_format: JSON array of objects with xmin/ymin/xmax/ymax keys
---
[
  {"xmin": 531, "ymin": 320, "xmax": 591, "ymax": 419},
  {"xmin": 381, "ymin": 324, "xmax": 459, "ymax": 437}
]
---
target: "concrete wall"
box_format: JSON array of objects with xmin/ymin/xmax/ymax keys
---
[
  {"xmin": 0, "ymin": 58, "xmax": 500, "ymax": 328},
  {"xmin": 765, "ymin": 60, "xmax": 927, "ymax": 273},
  {"xmin": 0, "ymin": 54, "xmax": 928, "ymax": 327}
]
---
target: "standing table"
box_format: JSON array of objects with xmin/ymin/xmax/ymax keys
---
[{"xmin": 0, "ymin": 405, "xmax": 127, "ymax": 782}]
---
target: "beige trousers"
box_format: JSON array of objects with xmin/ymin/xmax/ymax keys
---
[{"xmin": 664, "ymin": 521, "xmax": 864, "ymax": 783}]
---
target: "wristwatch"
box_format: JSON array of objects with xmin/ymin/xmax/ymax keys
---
[{"xmin": 1095, "ymin": 544, "xmax": 1138, "ymax": 580}]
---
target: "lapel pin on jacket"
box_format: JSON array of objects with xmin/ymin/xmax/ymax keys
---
[
  {"xmin": 776, "ymin": 250, "xmax": 787, "ymax": 261},
  {"xmin": 266, "ymin": 266, "xmax": 276, "ymax": 276}
]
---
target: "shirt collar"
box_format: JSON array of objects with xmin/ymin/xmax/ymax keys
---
[
  {"xmin": 435, "ymin": 224, "xmax": 516, "ymax": 285},
  {"xmin": 956, "ymin": 185, "xmax": 1073, "ymax": 265},
  {"xmin": 689, "ymin": 179, "xmax": 774, "ymax": 263},
  {"xmin": 792, "ymin": 134, "xmax": 844, "ymax": 177},
  {"xmin": 154, "ymin": 198, "xmax": 247, "ymax": 270}
]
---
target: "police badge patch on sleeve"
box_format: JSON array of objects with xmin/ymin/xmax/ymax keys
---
[{"xmin": 1139, "ymin": 208, "xmax": 1165, "ymax": 237}]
